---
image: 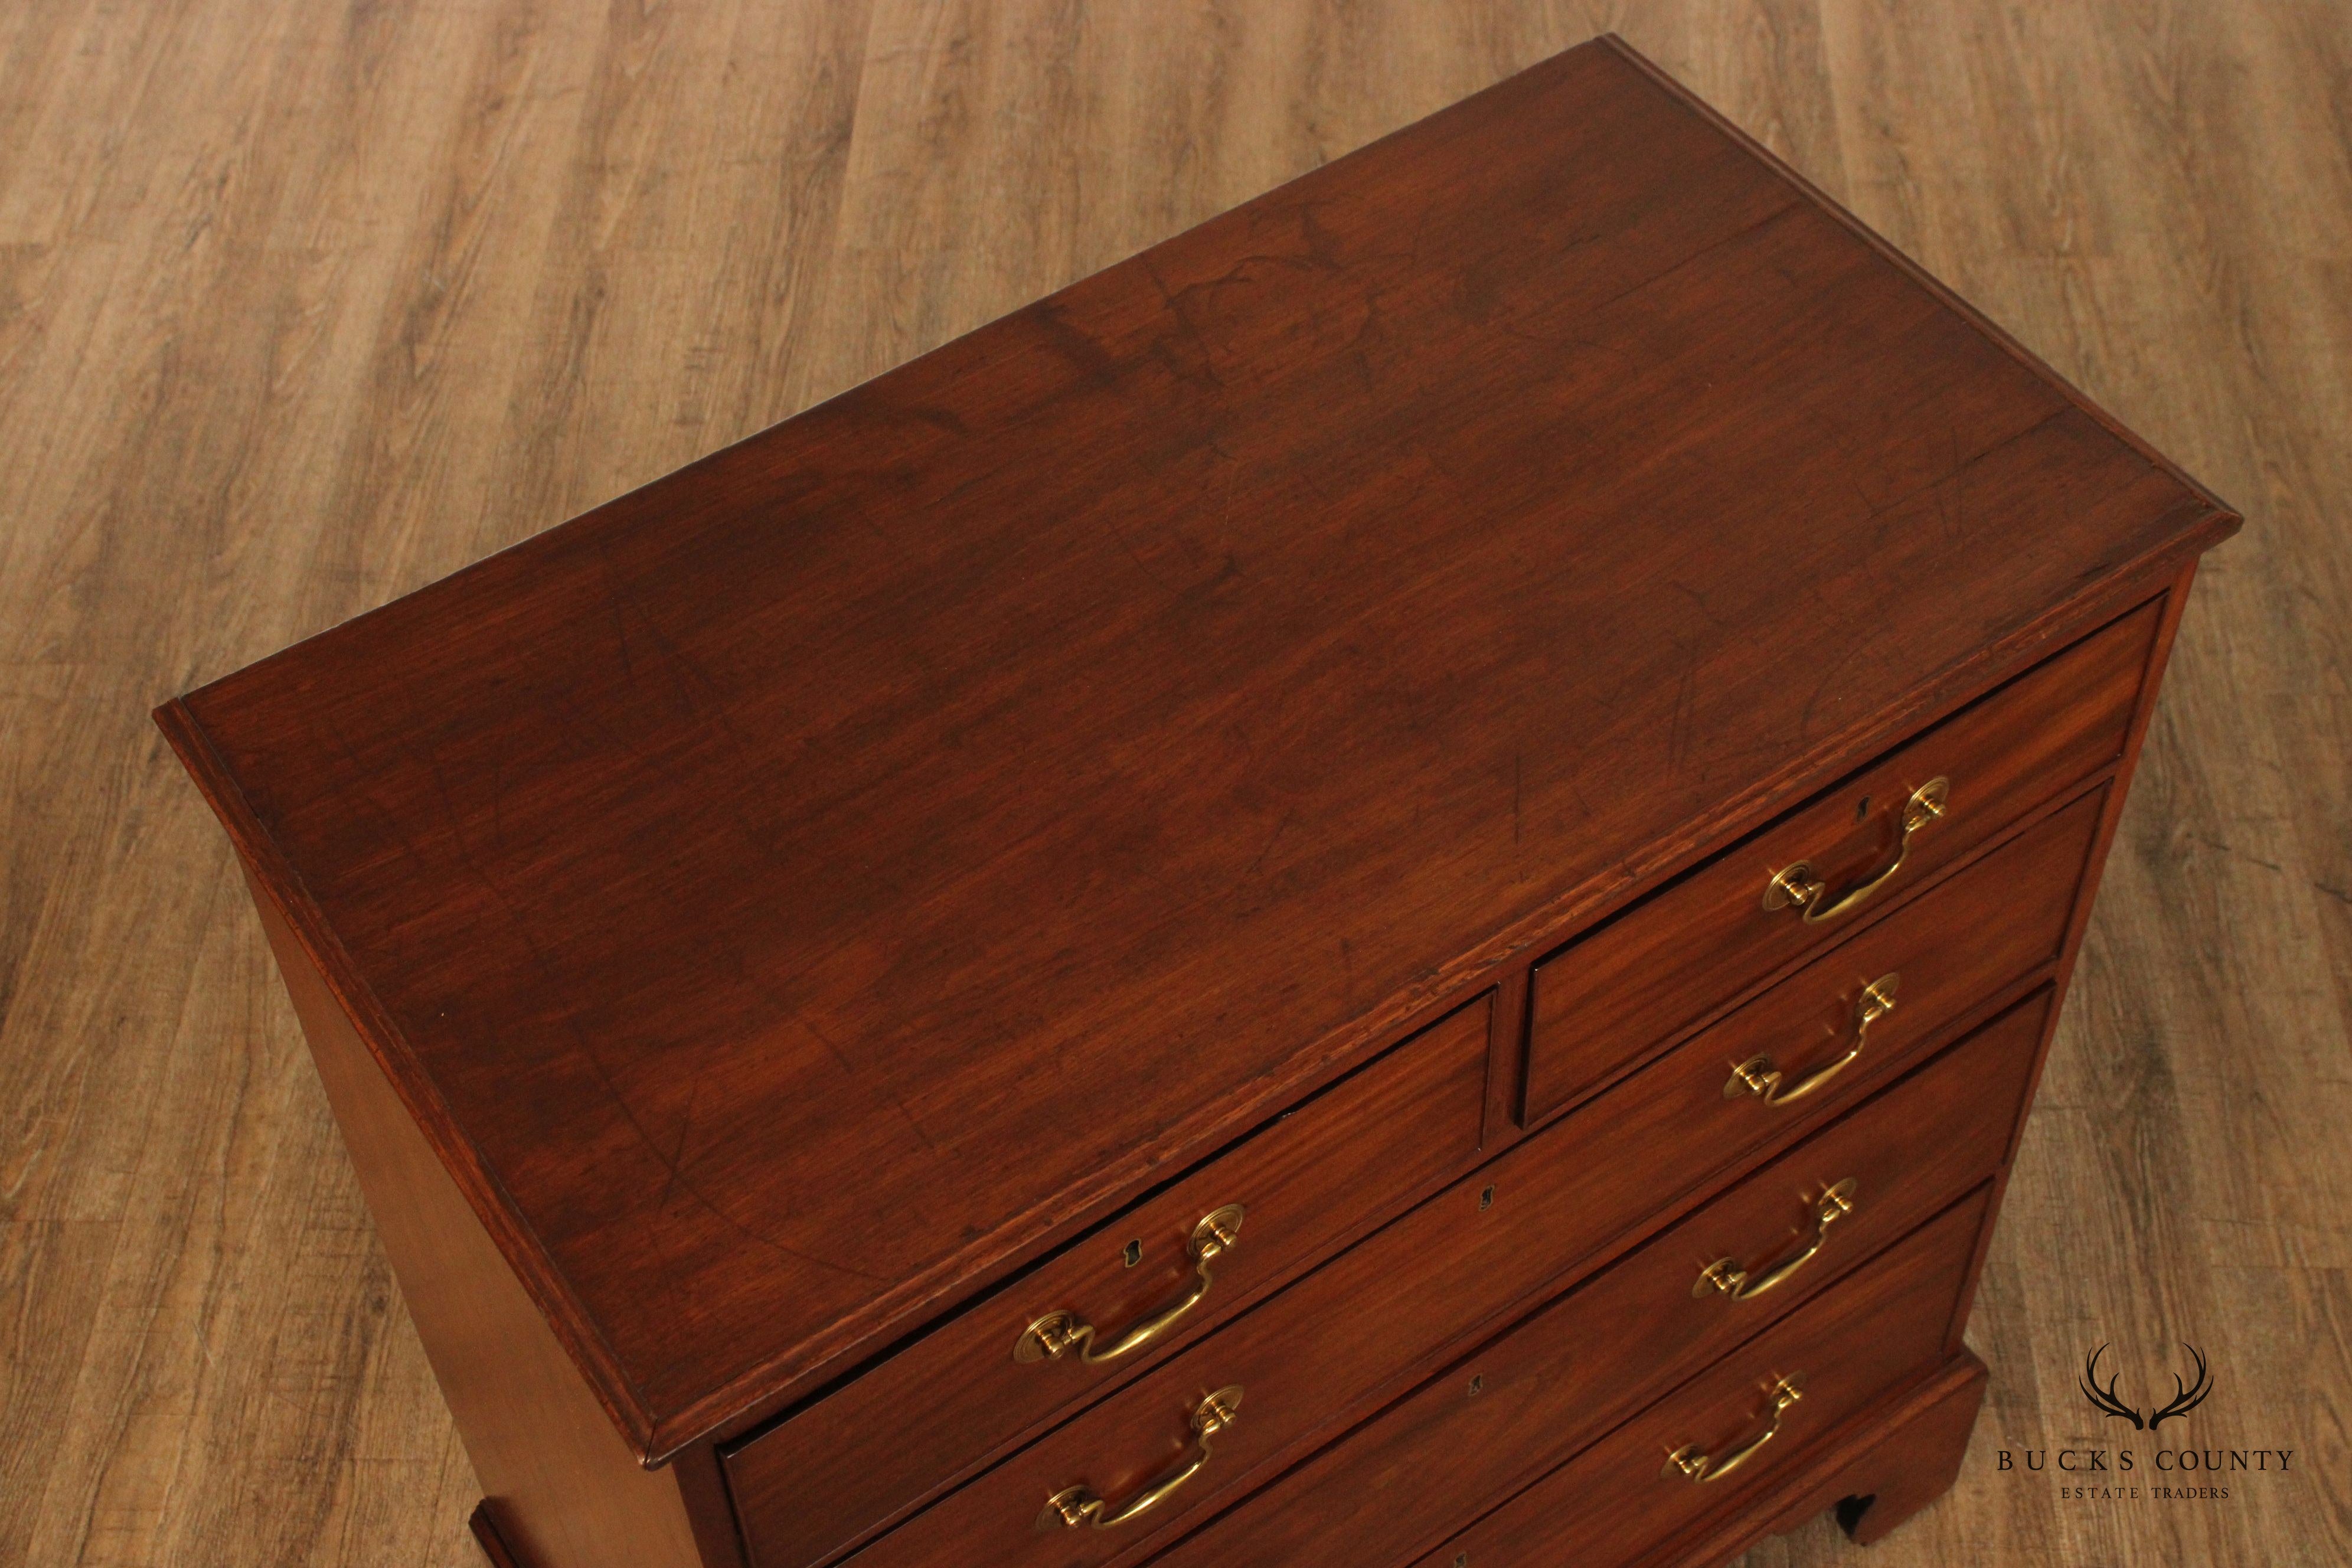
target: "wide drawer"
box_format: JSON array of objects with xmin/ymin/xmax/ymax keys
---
[
  {"xmin": 1145, "ymin": 992, "xmax": 2042, "ymax": 1568},
  {"xmin": 724, "ymin": 994, "xmax": 1492, "ymax": 1568},
  {"xmin": 1408, "ymin": 1191, "xmax": 1987, "ymax": 1568},
  {"xmin": 1524, "ymin": 597, "xmax": 2155, "ymax": 1122}
]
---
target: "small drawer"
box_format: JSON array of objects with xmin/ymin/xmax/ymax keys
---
[
  {"xmin": 724, "ymin": 994, "xmax": 1491, "ymax": 1568},
  {"xmin": 1408, "ymin": 1191, "xmax": 1987, "ymax": 1568},
  {"xmin": 1524, "ymin": 599, "xmax": 2155, "ymax": 1123},
  {"xmin": 1146, "ymin": 993, "xmax": 2041, "ymax": 1568}
]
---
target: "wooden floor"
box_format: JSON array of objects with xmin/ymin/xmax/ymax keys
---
[{"xmin": 2, "ymin": 3, "xmax": 2345, "ymax": 1564}]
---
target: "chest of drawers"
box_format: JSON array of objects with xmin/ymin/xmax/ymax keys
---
[{"xmin": 159, "ymin": 35, "xmax": 2235, "ymax": 1568}]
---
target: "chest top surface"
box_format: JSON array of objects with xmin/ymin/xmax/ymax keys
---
[{"xmin": 162, "ymin": 37, "xmax": 2230, "ymax": 1459}]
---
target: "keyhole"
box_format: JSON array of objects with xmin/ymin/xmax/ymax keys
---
[
  {"xmin": 1479, "ymin": 1185, "xmax": 1495, "ymax": 1211},
  {"xmin": 1468, "ymin": 1374, "xmax": 1484, "ymax": 1397},
  {"xmin": 1854, "ymin": 794, "xmax": 1872, "ymax": 822},
  {"xmin": 1122, "ymin": 1239, "xmax": 1143, "ymax": 1268},
  {"xmin": 1455, "ymin": 1554, "xmax": 1469, "ymax": 1567}
]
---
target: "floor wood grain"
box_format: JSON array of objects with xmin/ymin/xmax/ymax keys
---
[{"xmin": 1, "ymin": 4, "xmax": 2343, "ymax": 1565}]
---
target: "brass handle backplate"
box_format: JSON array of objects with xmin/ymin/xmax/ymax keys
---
[
  {"xmin": 1726, "ymin": 974, "xmax": 1898, "ymax": 1107},
  {"xmin": 1037, "ymin": 1386, "xmax": 1242, "ymax": 1531},
  {"xmin": 1694, "ymin": 1179, "xmax": 1858, "ymax": 1301},
  {"xmin": 1764, "ymin": 778, "xmax": 1949, "ymax": 925},
  {"xmin": 1016, "ymin": 1206, "xmax": 1244, "ymax": 1366},
  {"xmin": 1662, "ymin": 1376, "xmax": 1805, "ymax": 1485}
]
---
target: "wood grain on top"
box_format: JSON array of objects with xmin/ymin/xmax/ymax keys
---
[{"xmin": 156, "ymin": 38, "xmax": 2230, "ymax": 1459}]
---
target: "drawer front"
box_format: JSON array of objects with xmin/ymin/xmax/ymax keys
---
[
  {"xmin": 805, "ymin": 805, "xmax": 2091, "ymax": 1568},
  {"xmin": 1149, "ymin": 993, "xmax": 2041, "ymax": 1568},
  {"xmin": 726, "ymin": 994, "xmax": 1491, "ymax": 1568},
  {"xmin": 1525, "ymin": 598, "xmax": 2154, "ymax": 1122},
  {"xmin": 1409, "ymin": 1190, "xmax": 1987, "ymax": 1568}
]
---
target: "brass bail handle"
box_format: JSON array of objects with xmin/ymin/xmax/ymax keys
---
[
  {"xmin": 1662, "ymin": 1376, "xmax": 1805, "ymax": 1485},
  {"xmin": 1764, "ymin": 778, "xmax": 1950, "ymax": 926},
  {"xmin": 1037, "ymin": 1386, "xmax": 1243, "ymax": 1531},
  {"xmin": 1694, "ymin": 1178, "xmax": 1859, "ymax": 1301},
  {"xmin": 1725, "ymin": 974, "xmax": 1898, "ymax": 1107},
  {"xmin": 1015, "ymin": 1205, "xmax": 1245, "ymax": 1366}
]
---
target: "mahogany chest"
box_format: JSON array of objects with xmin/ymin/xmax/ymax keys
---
[{"xmin": 161, "ymin": 36, "xmax": 2236, "ymax": 1568}]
